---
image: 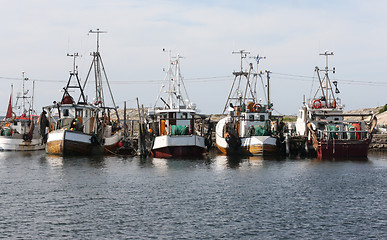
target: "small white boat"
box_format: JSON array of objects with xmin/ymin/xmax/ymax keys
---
[{"xmin": 0, "ymin": 73, "xmax": 44, "ymax": 151}]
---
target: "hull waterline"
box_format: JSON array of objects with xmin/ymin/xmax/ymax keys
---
[
  {"xmin": 46, "ymin": 129, "xmax": 120, "ymax": 156},
  {"xmin": 152, "ymin": 145, "xmax": 206, "ymax": 159},
  {"xmin": 318, "ymin": 139, "xmax": 370, "ymax": 159},
  {"xmin": 0, "ymin": 137, "xmax": 44, "ymax": 151}
]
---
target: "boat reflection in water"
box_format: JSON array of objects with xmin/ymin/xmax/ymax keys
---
[
  {"xmin": 150, "ymin": 158, "xmax": 168, "ymax": 171},
  {"xmin": 214, "ymin": 153, "xmax": 282, "ymax": 169}
]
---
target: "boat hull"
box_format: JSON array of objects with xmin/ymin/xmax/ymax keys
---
[
  {"xmin": 151, "ymin": 135, "xmax": 206, "ymax": 159},
  {"xmin": 317, "ymin": 139, "xmax": 371, "ymax": 159},
  {"xmin": 46, "ymin": 129, "xmax": 120, "ymax": 156},
  {"xmin": 103, "ymin": 131, "xmax": 121, "ymax": 154},
  {"xmin": 216, "ymin": 135, "xmax": 278, "ymax": 156},
  {"xmin": 46, "ymin": 129, "xmax": 96, "ymax": 155},
  {"xmin": 0, "ymin": 136, "xmax": 44, "ymax": 151}
]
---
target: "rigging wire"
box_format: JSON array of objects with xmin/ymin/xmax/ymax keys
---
[
  {"xmin": 270, "ymin": 72, "xmax": 387, "ymax": 86},
  {"xmin": 271, "ymin": 108, "xmax": 285, "ymax": 116},
  {"xmin": 308, "ymin": 71, "xmax": 317, "ymax": 100},
  {"xmin": 0, "ymin": 73, "xmax": 385, "ymax": 86}
]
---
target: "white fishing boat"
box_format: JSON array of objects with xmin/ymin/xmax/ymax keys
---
[
  {"xmin": 44, "ymin": 29, "xmax": 121, "ymax": 156},
  {"xmin": 147, "ymin": 52, "xmax": 209, "ymax": 158},
  {"xmin": 216, "ymin": 51, "xmax": 279, "ymax": 155},
  {"xmin": 0, "ymin": 73, "xmax": 45, "ymax": 151},
  {"xmin": 295, "ymin": 51, "xmax": 377, "ymax": 159}
]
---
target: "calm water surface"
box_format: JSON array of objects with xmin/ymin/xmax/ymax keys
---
[{"xmin": 0, "ymin": 150, "xmax": 386, "ymax": 239}]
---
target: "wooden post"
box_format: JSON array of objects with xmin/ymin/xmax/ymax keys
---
[
  {"xmin": 124, "ymin": 101, "xmax": 127, "ymax": 138},
  {"xmin": 136, "ymin": 98, "xmax": 145, "ymax": 156}
]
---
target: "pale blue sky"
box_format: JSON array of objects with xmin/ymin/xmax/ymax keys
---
[{"xmin": 0, "ymin": 0, "xmax": 386, "ymax": 115}]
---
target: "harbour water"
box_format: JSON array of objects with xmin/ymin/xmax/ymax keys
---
[{"xmin": 0, "ymin": 150, "xmax": 386, "ymax": 239}]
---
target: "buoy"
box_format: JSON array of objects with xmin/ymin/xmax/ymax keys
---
[
  {"xmin": 312, "ymin": 99, "xmax": 322, "ymax": 109},
  {"xmin": 253, "ymin": 103, "xmax": 262, "ymax": 112}
]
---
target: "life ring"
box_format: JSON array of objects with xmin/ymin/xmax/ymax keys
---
[
  {"xmin": 253, "ymin": 103, "xmax": 262, "ymax": 112},
  {"xmin": 312, "ymin": 99, "xmax": 322, "ymax": 109}
]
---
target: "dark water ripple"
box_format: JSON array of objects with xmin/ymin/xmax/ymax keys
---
[{"xmin": 0, "ymin": 151, "xmax": 386, "ymax": 239}]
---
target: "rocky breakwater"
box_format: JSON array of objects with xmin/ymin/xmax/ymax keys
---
[
  {"xmin": 370, "ymin": 134, "xmax": 387, "ymax": 151},
  {"xmin": 345, "ymin": 106, "xmax": 387, "ymax": 151}
]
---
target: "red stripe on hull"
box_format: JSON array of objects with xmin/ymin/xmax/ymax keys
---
[
  {"xmin": 318, "ymin": 139, "xmax": 370, "ymax": 159},
  {"xmin": 152, "ymin": 146, "xmax": 206, "ymax": 159}
]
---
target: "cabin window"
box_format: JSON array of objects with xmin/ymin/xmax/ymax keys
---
[
  {"xmin": 260, "ymin": 115, "xmax": 265, "ymax": 121},
  {"xmin": 63, "ymin": 109, "xmax": 69, "ymax": 117},
  {"xmin": 249, "ymin": 115, "xmax": 254, "ymax": 121},
  {"xmin": 298, "ymin": 111, "xmax": 303, "ymax": 119},
  {"xmin": 76, "ymin": 109, "xmax": 83, "ymax": 118},
  {"xmin": 334, "ymin": 117, "xmax": 340, "ymax": 121},
  {"xmin": 183, "ymin": 113, "xmax": 187, "ymax": 119}
]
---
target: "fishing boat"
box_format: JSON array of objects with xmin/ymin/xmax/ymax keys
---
[
  {"xmin": 0, "ymin": 73, "xmax": 45, "ymax": 151},
  {"xmin": 216, "ymin": 50, "xmax": 280, "ymax": 155},
  {"xmin": 44, "ymin": 29, "xmax": 121, "ymax": 156},
  {"xmin": 146, "ymin": 52, "xmax": 209, "ymax": 158},
  {"xmin": 295, "ymin": 51, "xmax": 377, "ymax": 159}
]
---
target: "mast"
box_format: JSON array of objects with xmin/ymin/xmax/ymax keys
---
[
  {"xmin": 222, "ymin": 50, "xmax": 249, "ymax": 113},
  {"xmin": 176, "ymin": 54, "xmax": 182, "ymax": 109},
  {"xmin": 223, "ymin": 50, "xmax": 267, "ymax": 114},
  {"xmin": 88, "ymin": 29, "xmax": 106, "ymax": 108},
  {"xmin": 313, "ymin": 51, "xmax": 338, "ymax": 108},
  {"xmin": 322, "ymin": 51, "xmax": 332, "ymax": 102},
  {"xmin": 22, "ymin": 71, "xmax": 27, "ymax": 115},
  {"xmin": 31, "ymin": 80, "xmax": 35, "ymax": 118},
  {"xmin": 266, "ymin": 70, "xmax": 271, "ymax": 109},
  {"xmin": 84, "ymin": 28, "xmax": 119, "ymax": 120},
  {"xmin": 18, "ymin": 71, "xmax": 32, "ymax": 116},
  {"xmin": 232, "ymin": 50, "xmax": 249, "ymax": 72},
  {"xmin": 63, "ymin": 53, "xmax": 87, "ymax": 104},
  {"xmin": 156, "ymin": 51, "xmax": 190, "ymax": 110}
]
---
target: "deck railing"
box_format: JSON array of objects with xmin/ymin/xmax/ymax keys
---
[{"xmin": 316, "ymin": 129, "xmax": 370, "ymax": 140}]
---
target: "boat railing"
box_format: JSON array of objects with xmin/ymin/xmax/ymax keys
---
[{"xmin": 315, "ymin": 129, "xmax": 370, "ymax": 140}]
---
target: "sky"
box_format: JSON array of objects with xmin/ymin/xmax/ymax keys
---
[{"xmin": 0, "ymin": 0, "xmax": 386, "ymax": 116}]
